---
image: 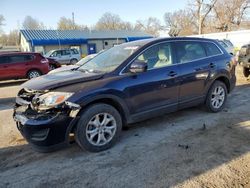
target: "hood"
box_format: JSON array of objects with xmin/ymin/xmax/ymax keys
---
[
  {"xmin": 22, "ymin": 70, "xmax": 104, "ymax": 91},
  {"xmin": 48, "ymin": 65, "xmax": 78, "ymax": 74}
]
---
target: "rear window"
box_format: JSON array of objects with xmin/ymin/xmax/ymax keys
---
[
  {"xmin": 62, "ymin": 50, "xmax": 71, "ymax": 56},
  {"xmin": 9, "ymin": 55, "xmax": 33, "ymax": 63},
  {"xmin": 176, "ymin": 41, "xmax": 206, "ymax": 63},
  {"xmin": 204, "ymin": 42, "xmax": 222, "ymax": 56}
]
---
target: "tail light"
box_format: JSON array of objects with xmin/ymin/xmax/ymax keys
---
[{"xmin": 41, "ymin": 58, "xmax": 49, "ymax": 64}]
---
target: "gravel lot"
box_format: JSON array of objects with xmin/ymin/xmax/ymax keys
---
[{"xmin": 0, "ymin": 67, "xmax": 249, "ymax": 188}]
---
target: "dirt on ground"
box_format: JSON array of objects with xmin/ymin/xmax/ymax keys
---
[{"xmin": 0, "ymin": 66, "xmax": 249, "ymax": 188}]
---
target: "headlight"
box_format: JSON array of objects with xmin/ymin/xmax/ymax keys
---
[{"xmin": 37, "ymin": 92, "xmax": 74, "ymax": 110}]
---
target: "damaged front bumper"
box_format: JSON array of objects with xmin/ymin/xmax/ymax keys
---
[{"xmin": 13, "ymin": 97, "xmax": 81, "ymax": 152}]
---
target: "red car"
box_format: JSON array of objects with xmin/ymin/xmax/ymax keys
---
[{"xmin": 0, "ymin": 52, "xmax": 60, "ymax": 80}]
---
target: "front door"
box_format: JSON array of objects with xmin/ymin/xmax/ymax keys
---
[{"xmin": 123, "ymin": 42, "xmax": 180, "ymax": 115}]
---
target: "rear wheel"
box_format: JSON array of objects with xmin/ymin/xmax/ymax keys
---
[
  {"xmin": 205, "ymin": 81, "xmax": 227, "ymax": 112},
  {"xmin": 243, "ymin": 67, "xmax": 250, "ymax": 78},
  {"xmin": 75, "ymin": 104, "xmax": 122, "ymax": 152},
  {"xmin": 27, "ymin": 70, "xmax": 41, "ymax": 79}
]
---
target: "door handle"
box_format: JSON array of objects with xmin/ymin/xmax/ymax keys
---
[
  {"xmin": 168, "ymin": 71, "xmax": 177, "ymax": 77},
  {"xmin": 209, "ymin": 63, "xmax": 216, "ymax": 68}
]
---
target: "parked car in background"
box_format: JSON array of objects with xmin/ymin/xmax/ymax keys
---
[
  {"xmin": 217, "ymin": 39, "xmax": 234, "ymax": 55},
  {"xmin": 0, "ymin": 52, "xmax": 50, "ymax": 80},
  {"xmin": 45, "ymin": 49, "xmax": 81, "ymax": 65},
  {"xmin": 13, "ymin": 37, "xmax": 236, "ymax": 153},
  {"xmin": 238, "ymin": 43, "xmax": 250, "ymax": 78},
  {"xmin": 49, "ymin": 54, "xmax": 97, "ymax": 74}
]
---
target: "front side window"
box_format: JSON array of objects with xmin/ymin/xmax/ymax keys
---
[
  {"xmin": 136, "ymin": 42, "xmax": 173, "ymax": 70},
  {"xmin": 50, "ymin": 50, "xmax": 61, "ymax": 57},
  {"xmin": 176, "ymin": 41, "xmax": 206, "ymax": 63}
]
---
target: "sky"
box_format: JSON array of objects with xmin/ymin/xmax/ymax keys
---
[{"xmin": 1, "ymin": 0, "xmax": 187, "ymax": 33}]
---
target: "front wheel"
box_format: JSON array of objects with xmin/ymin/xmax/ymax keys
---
[
  {"xmin": 243, "ymin": 67, "xmax": 250, "ymax": 78},
  {"xmin": 75, "ymin": 104, "xmax": 122, "ymax": 152},
  {"xmin": 70, "ymin": 59, "xmax": 78, "ymax": 64},
  {"xmin": 205, "ymin": 81, "xmax": 227, "ymax": 112}
]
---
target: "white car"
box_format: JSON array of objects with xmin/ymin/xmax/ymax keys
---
[
  {"xmin": 48, "ymin": 54, "xmax": 97, "ymax": 74},
  {"xmin": 45, "ymin": 49, "xmax": 81, "ymax": 65}
]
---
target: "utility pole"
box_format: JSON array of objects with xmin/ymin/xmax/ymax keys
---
[{"xmin": 72, "ymin": 12, "xmax": 75, "ymax": 29}]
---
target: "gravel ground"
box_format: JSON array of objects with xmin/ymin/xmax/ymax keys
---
[{"xmin": 0, "ymin": 66, "xmax": 249, "ymax": 188}]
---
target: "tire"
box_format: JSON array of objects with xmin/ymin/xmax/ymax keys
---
[
  {"xmin": 70, "ymin": 59, "xmax": 78, "ymax": 64},
  {"xmin": 75, "ymin": 103, "xmax": 122, "ymax": 152},
  {"xmin": 27, "ymin": 70, "xmax": 41, "ymax": 79},
  {"xmin": 49, "ymin": 64, "xmax": 56, "ymax": 70},
  {"xmin": 205, "ymin": 81, "xmax": 227, "ymax": 113},
  {"xmin": 243, "ymin": 67, "xmax": 250, "ymax": 78}
]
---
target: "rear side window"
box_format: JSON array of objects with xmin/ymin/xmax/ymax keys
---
[
  {"xmin": 175, "ymin": 41, "xmax": 206, "ymax": 63},
  {"xmin": 0, "ymin": 56, "xmax": 9, "ymax": 64},
  {"xmin": 9, "ymin": 55, "xmax": 33, "ymax": 63},
  {"xmin": 62, "ymin": 50, "xmax": 71, "ymax": 56},
  {"xmin": 204, "ymin": 42, "xmax": 222, "ymax": 56}
]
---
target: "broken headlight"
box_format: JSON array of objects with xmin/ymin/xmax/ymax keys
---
[{"xmin": 37, "ymin": 92, "xmax": 74, "ymax": 110}]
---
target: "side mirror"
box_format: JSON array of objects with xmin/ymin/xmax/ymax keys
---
[{"xmin": 130, "ymin": 60, "xmax": 147, "ymax": 73}]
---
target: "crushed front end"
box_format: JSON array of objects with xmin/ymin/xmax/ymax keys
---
[{"xmin": 13, "ymin": 88, "xmax": 81, "ymax": 152}]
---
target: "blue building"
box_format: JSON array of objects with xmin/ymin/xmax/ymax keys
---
[{"xmin": 19, "ymin": 29, "xmax": 153, "ymax": 56}]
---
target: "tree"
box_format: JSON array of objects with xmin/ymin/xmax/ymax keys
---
[
  {"xmin": 213, "ymin": 0, "xmax": 250, "ymax": 31},
  {"xmin": 164, "ymin": 10, "xmax": 196, "ymax": 36},
  {"xmin": 189, "ymin": 0, "xmax": 217, "ymax": 34},
  {"xmin": 95, "ymin": 12, "xmax": 132, "ymax": 30},
  {"xmin": 57, "ymin": 17, "xmax": 88, "ymax": 30},
  {"xmin": 135, "ymin": 17, "xmax": 161, "ymax": 36},
  {"xmin": 22, "ymin": 16, "xmax": 45, "ymax": 29},
  {"xmin": 0, "ymin": 15, "xmax": 5, "ymax": 34}
]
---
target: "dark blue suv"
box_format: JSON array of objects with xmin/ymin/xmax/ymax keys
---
[{"xmin": 13, "ymin": 37, "xmax": 236, "ymax": 152}]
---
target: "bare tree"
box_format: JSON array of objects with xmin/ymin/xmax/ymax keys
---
[
  {"xmin": 0, "ymin": 15, "xmax": 5, "ymax": 34},
  {"xmin": 22, "ymin": 16, "xmax": 45, "ymax": 29},
  {"xmin": 57, "ymin": 17, "xmax": 88, "ymax": 30},
  {"xmin": 135, "ymin": 17, "xmax": 161, "ymax": 36},
  {"xmin": 95, "ymin": 12, "xmax": 125, "ymax": 30},
  {"xmin": 164, "ymin": 10, "xmax": 196, "ymax": 36},
  {"xmin": 214, "ymin": 0, "xmax": 250, "ymax": 31},
  {"xmin": 192, "ymin": 0, "xmax": 217, "ymax": 34}
]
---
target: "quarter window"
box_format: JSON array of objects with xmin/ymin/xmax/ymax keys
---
[
  {"xmin": 176, "ymin": 42, "xmax": 206, "ymax": 63},
  {"xmin": 136, "ymin": 42, "xmax": 173, "ymax": 70},
  {"xmin": 204, "ymin": 42, "xmax": 222, "ymax": 56}
]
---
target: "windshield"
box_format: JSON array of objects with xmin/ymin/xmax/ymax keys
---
[
  {"xmin": 76, "ymin": 54, "xmax": 96, "ymax": 66},
  {"xmin": 78, "ymin": 44, "xmax": 140, "ymax": 73},
  {"xmin": 45, "ymin": 50, "xmax": 55, "ymax": 57}
]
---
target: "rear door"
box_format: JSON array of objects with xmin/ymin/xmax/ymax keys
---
[
  {"xmin": 61, "ymin": 49, "xmax": 71, "ymax": 64},
  {"xmin": 174, "ymin": 41, "xmax": 217, "ymax": 107},
  {"xmin": 8, "ymin": 55, "xmax": 32, "ymax": 78}
]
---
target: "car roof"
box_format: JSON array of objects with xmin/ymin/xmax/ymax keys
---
[
  {"xmin": 122, "ymin": 37, "xmax": 218, "ymax": 47},
  {"xmin": 0, "ymin": 52, "xmax": 41, "ymax": 56}
]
